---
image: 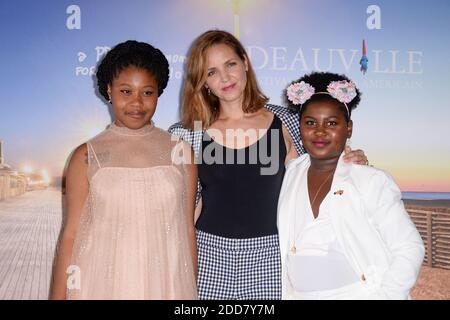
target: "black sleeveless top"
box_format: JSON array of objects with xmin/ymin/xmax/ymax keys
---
[{"xmin": 196, "ymin": 115, "xmax": 287, "ymax": 238}]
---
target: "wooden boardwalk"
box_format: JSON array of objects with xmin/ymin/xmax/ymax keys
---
[
  {"xmin": 0, "ymin": 189, "xmax": 62, "ymax": 300},
  {"xmin": 0, "ymin": 189, "xmax": 449, "ymax": 300}
]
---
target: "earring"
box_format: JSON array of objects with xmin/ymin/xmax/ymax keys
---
[
  {"xmin": 108, "ymin": 97, "xmax": 112, "ymax": 104},
  {"xmin": 207, "ymin": 88, "xmax": 211, "ymax": 96}
]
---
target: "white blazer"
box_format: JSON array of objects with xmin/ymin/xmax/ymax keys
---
[{"xmin": 277, "ymin": 153, "xmax": 425, "ymax": 299}]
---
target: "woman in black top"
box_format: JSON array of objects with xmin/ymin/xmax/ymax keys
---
[
  {"xmin": 197, "ymin": 115, "xmax": 286, "ymax": 239},
  {"xmin": 169, "ymin": 30, "xmax": 368, "ymax": 299}
]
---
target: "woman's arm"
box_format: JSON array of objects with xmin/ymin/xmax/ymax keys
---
[
  {"xmin": 49, "ymin": 144, "xmax": 89, "ymax": 299},
  {"xmin": 365, "ymin": 171, "xmax": 425, "ymax": 299},
  {"xmin": 282, "ymin": 125, "xmax": 298, "ymax": 164},
  {"xmin": 181, "ymin": 141, "xmax": 199, "ymax": 278}
]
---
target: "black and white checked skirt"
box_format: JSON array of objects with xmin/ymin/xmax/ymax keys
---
[{"xmin": 196, "ymin": 229, "xmax": 282, "ymax": 300}]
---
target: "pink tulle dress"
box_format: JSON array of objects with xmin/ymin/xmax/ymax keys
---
[{"xmin": 67, "ymin": 122, "xmax": 197, "ymax": 299}]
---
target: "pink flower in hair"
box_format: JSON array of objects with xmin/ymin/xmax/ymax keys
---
[
  {"xmin": 286, "ymin": 81, "xmax": 315, "ymax": 105},
  {"xmin": 327, "ymin": 80, "xmax": 357, "ymax": 104}
]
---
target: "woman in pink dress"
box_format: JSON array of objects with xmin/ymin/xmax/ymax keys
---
[{"xmin": 50, "ymin": 40, "xmax": 198, "ymax": 299}]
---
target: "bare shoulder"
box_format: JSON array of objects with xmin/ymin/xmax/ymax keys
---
[
  {"xmin": 246, "ymin": 107, "xmax": 274, "ymax": 128},
  {"xmin": 256, "ymin": 107, "xmax": 274, "ymax": 122},
  {"xmin": 64, "ymin": 144, "xmax": 89, "ymax": 196},
  {"xmin": 68, "ymin": 143, "xmax": 88, "ymax": 170},
  {"xmin": 259, "ymin": 106, "xmax": 273, "ymax": 117}
]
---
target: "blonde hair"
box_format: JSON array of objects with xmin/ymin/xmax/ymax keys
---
[{"xmin": 182, "ymin": 30, "xmax": 269, "ymax": 129}]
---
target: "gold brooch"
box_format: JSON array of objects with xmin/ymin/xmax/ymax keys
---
[{"xmin": 333, "ymin": 190, "xmax": 344, "ymax": 195}]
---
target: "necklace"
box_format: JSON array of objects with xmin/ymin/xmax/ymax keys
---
[
  {"xmin": 290, "ymin": 168, "xmax": 335, "ymax": 255},
  {"xmin": 309, "ymin": 169, "xmax": 334, "ymax": 210}
]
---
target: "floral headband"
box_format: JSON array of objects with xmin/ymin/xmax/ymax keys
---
[{"xmin": 286, "ymin": 80, "xmax": 357, "ymax": 116}]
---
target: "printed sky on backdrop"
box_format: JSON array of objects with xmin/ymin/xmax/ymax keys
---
[{"xmin": 1, "ymin": 0, "xmax": 449, "ymax": 192}]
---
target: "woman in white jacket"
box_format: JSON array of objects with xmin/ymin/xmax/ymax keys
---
[{"xmin": 277, "ymin": 72, "xmax": 424, "ymax": 300}]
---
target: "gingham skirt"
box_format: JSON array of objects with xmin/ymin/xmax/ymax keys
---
[{"xmin": 196, "ymin": 229, "xmax": 282, "ymax": 300}]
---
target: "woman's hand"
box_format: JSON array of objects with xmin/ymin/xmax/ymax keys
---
[{"xmin": 343, "ymin": 146, "xmax": 369, "ymax": 165}]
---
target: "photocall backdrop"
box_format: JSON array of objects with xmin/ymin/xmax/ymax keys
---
[{"xmin": 1, "ymin": 0, "xmax": 450, "ymax": 193}]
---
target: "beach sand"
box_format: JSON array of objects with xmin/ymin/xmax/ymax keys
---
[
  {"xmin": 412, "ymin": 266, "xmax": 450, "ymax": 300},
  {"xmin": 406, "ymin": 203, "xmax": 450, "ymax": 299}
]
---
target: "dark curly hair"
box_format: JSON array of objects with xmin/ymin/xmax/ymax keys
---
[
  {"xmin": 285, "ymin": 72, "xmax": 361, "ymax": 122},
  {"xmin": 96, "ymin": 40, "xmax": 169, "ymax": 100}
]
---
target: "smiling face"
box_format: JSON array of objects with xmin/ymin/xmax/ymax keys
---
[
  {"xmin": 300, "ymin": 100, "xmax": 353, "ymax": 161},
  {"xmin": 107, "ymin": 66, "xmax": 158, "ymax": 129},
  {"xmin": 204, "ymin": 43, "xmax": 248, "ymax": 108}
]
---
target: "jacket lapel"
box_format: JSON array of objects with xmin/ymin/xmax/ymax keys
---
[{"xmin": 278, "ymin": 154, "xmax": 310, "ymax": 258}]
